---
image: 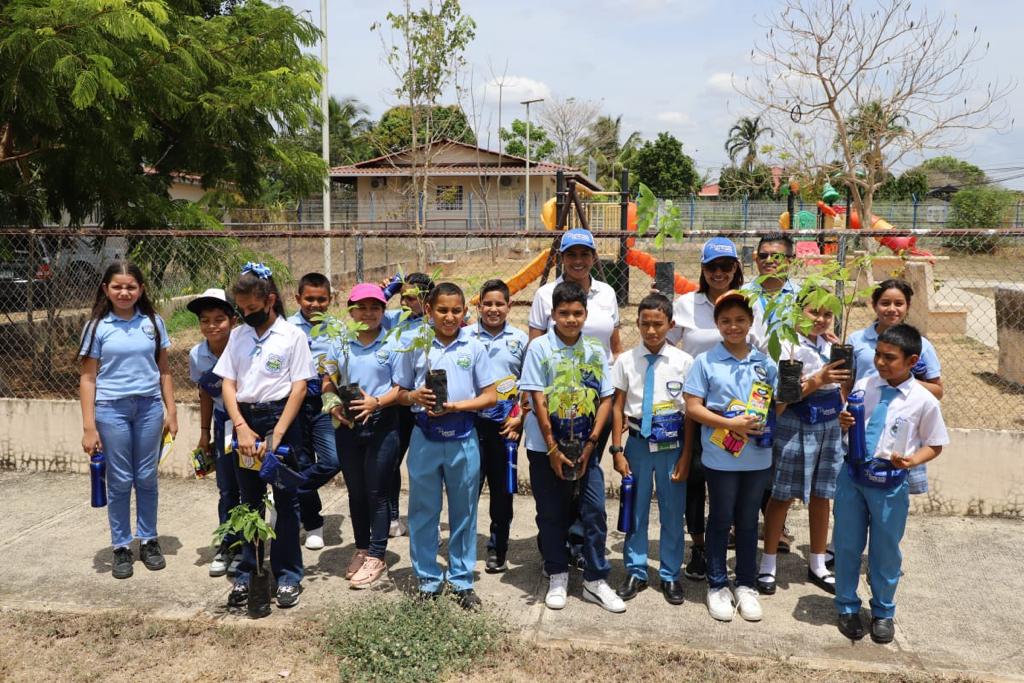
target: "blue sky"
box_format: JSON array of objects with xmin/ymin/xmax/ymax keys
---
[{"xmin": 282, "ymin": 0, "xmax": 1023, "ymax": 189}]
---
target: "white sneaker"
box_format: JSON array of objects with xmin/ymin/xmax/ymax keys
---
[
  {"xmin": 582, "ymin": 579, "xmax": 626, "ymax": 613},
  {"xmin": 388, "ymin": 518, "xmax": 407, "ymax": 538},
  {"xmin": 734, "ymin": 586, "xmax": 763, "ymax": 622},
  {"xmin": 706, "ymin": 586, "xmax": 736, "ymax": 622},
  {"xmin": 545, "ymin": 572, "xmax": 569, "ymax": 610},
  {"xmin": 304, "ymin": 527, "xmax": 325, "ymax": 550}
]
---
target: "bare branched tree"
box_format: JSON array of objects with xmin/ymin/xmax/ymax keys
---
[
  {"xmin": 538, "ymin": 95, "xmax": 600, "ymax": 167},
  {"xmin": 735, "ymin": 0, "xmax": 1014, "ymax": 223}
]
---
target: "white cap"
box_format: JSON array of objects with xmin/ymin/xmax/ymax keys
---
[{"xmin": 186, "ymin": 287, "xmax": 233, "ymax": 316}]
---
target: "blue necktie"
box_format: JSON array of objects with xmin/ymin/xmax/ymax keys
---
[
  {"xmin": 640, "ymin": 353, "xmax": 658, "ymax": 438},
  {"xmin": 864, "ymin": 386, "xmax": 899, "ymax": 459}
]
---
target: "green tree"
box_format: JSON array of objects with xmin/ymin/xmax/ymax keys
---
[
  {"xmin": 876, "ymin": 168, "xmax": 929, "ymax": 201},
  {"xmin": 295, "ymin": 96, "xmax": 374, "ymax": 166},
  {"xmin": 725, "ymin": 115, "xmax": 772, "ymax": 171},
  {"xmin": 718, "ymin": 164, "xmax": 775, "ymax": 199},
  {"xmin": 498, "ymin": 119, "xmax": 554, "ymax": 161},
  {"xmin": 579, "ymin": 114, "xmax": 641, "ymax": 190},
  {"xmin": 0, "ymin": 0, "xmax": 325, "ymax": 226},
  {"xmin": 370, "ymin": 104, "xmax": 475, "ymax": 154},
  {"xmin": 919, "ymin": 156, "xmax": 987, "ymax": 188},
  {"xmin": 947, "ymin": 186, "xmax": 1015, "ymax": 253},
  {"xmin": 628, "ymin": 132, "xmax": 699, "ymax": 198}
]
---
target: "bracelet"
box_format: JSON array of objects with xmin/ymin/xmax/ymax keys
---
[
  {"xmin": 200, "ymin": 427, "xmax": 211, "ymax": 433},
  {"xmin": 547, "ymin": 444, "xmax": 559, "ymax": 455},
  {"xmin": 233, "ymin": 421, "xmax": 245, "ymax": 428},
  {"xmin": 586, "ymin": 435, "xmax": 600, "ymax": 445}
]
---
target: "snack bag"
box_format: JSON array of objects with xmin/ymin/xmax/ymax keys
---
[{"xmin": 709, "ymin": 400, "xmax": 749, "ymax": 456}]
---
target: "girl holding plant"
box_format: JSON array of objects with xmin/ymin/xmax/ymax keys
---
[{"xmin": 321, "ymin": 283, "xmax": 404, "ymax": 589}]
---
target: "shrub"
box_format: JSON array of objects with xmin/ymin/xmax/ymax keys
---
[
  {"xmin": 326, "ymin": 595, "xmax": 503, "ymax": 683},
  {"xmin": 946, "ymin": 186, "xmax": 1016, "ymax": 254}
]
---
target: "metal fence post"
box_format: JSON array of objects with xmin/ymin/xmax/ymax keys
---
[
  {"xmin": 689, "ymin": 194, "xmax": 695, "ymax": 230},
  {"xmin": 355, "ymin": 234, "xmax": 364, "ymax": 282},
  {"xmin": 912, "ymin": 195, "xmax": 918, "ymax": 229}
]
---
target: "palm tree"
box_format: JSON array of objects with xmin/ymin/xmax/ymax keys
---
[
  {"xmin": 580, "ymin": 114, "xmax": 642, "ymax": 190},
  {"xmin": 725, "ymin": 115, "xmax": 772, "ymax": 171}
]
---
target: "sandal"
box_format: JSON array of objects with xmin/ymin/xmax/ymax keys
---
[
  {"xmin": 807, "ymin": 568, "xmax": 836, "ymax": 595},
  {"xmin": 756, "ymin": 572, "xmax": 776, "ymax": 595}
]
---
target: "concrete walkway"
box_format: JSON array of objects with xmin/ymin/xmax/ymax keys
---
[{"xmin": 1, "ymin": 471, "xmax": 1021, "ymax": 680}]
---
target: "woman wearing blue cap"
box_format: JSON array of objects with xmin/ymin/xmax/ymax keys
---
[
  {"xmin": 666, "ymin": 236, "xmax": 743, "ymax": 583},
  {"xmin": 528, "ymin": 228, "xmax": 623, "ymax": 362}
]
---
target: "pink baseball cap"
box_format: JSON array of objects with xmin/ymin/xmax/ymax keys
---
[{"xmin": 347, "ymin": 282, "xmax": 387, "ymax": 304}]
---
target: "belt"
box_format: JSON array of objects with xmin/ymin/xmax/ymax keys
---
[{"xmin": 239, "ymin": 399, "xmax": 288, "ymax": 414}]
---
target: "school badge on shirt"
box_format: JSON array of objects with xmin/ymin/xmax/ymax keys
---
[
  {"xmin": 376, "ymin": 349, "xmax": 390, "ymax": 366},
  {"xmin": 507, "ymin": 339, "xmax": 522, "ymax": 355},
  {"xmin": 142, "ymin": 323, "xmax": 156, "ymax": 339},
  {"xmin": 456, "ymin": 352, "xmax": 472, "ymax": 370},
  {"xmin": 666, "ymin": 380, "xmax": 683, "ymax": 397},
  {"xmin": 265, "ymin": 353, "xmax": 284, "ymax": 374}
]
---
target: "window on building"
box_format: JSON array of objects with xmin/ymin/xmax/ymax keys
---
[{"xmin": 434, "ymin": 185, "xmax": 464, "ymax": 211}]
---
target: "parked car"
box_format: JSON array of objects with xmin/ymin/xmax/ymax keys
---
[{"xmin": 0, "ymin": 235, "xmax": 127, "ymax": 311}]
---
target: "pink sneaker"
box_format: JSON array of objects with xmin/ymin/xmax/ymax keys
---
[
  {"xmin": 350, "ymin": 556, "xmax": 387, "ymax": 589},
  {"xmin": 345, "ymin": 549, "xmax": 368, "ymax": 580}
]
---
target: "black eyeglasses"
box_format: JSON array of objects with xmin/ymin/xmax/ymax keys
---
[
  {"xmin": 756, "ymin": 252, "xmax": 791, "ymax": 261},
  {"xmin": 703, "ymin": 260, "xmax": 736, "ymax": 273}
]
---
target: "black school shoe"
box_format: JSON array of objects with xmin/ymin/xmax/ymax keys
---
[
  {"xmin": 683, "ymin": 545, "xmax": 706, "ymax": 581},
  {"xmin": 453, "ymin": 588, "xmax": 482, "ymax": 611},
  {"xmin": 484, "ymin": 549, "xmax": 508, "ymax": 574},
  {"xmin": 661, "ymin": 579, "xmax": 685, "ymax": 605},
  {"xmin": 837, "ymin": 612, "xmax": 866, "ymax": 641},
  {"xmin": 276, "ymin": 584, "xmax": 302, "ymax": 608},
  {"xmin": 871, "ymin": 617, "xmax": 895, "ymax": 644},
  {"xmin": 756, "ymin": 573, "xmax": 776, "ymax": 595},
  {"xmin": 112, "ymin": 547, "xmax": 134, "ymax": 579},
  {"xmin": 139, "ymin": 539, "xmax": 166, "ymax": 571},
  {"xmin": 227, "ymin": 582, "xmax": 249, "ymax": 607},
  {"xmin": 807, "ymin": 568, "xmax": 836, "ymax": 595},
  {"xmin": 616, "ymin": 575, "xmax": 648, "ymax": 601}
]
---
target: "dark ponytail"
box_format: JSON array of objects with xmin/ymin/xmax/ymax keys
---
[
  {"xmin": 78, "ymin": 261, "xmax": 161, "ymax": 363},
  {"xmin": 232, "ymin": 267, "xmax": 286, "ymax": 318}
]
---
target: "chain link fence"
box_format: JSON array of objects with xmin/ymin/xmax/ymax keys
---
[{"xmin": 1, "ymin": 226, "xmax": 1022, "ymax": 430}]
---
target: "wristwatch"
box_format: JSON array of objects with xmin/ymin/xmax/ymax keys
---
[{"xmin": 609, "ymin": 445, "xmax": 624, "ymax": 455}]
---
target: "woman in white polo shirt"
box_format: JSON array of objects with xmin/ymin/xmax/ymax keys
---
[{"xmin": 665, "ymin": 237, "xmax": 744, "ymax": 583}]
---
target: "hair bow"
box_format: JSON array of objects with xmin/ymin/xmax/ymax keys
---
[{"xmin": 241, "ymin": 262, "xmax": 272, "ymax": 279}]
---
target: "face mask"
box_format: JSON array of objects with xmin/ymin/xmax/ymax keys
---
[{"xmin": 242, "ymin": 307, "xmax": 270, "ymax": 328}]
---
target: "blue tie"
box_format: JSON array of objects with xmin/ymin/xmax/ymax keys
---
[
  {"xmin": 864, "ymin": 386, "xmax": 899, "ymax": 459},
  {"xmin": 640, "ymin": 353, "xmax": 658, "ymax": 438}
]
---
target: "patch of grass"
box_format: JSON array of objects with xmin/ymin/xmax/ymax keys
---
[
  {"xmin": 326, "ymin": 595, "xmax": 503, "ymax": 683},
  {"xmin": 164, "ymin": 306, "xmax": 198, "ymax": 335}
]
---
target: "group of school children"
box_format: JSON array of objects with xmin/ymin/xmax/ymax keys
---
[{"xmin": 77, "ymin": 227, "xmax": 948, "ymax": 643}]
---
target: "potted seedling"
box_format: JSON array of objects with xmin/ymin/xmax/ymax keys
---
[
  {"xmin": 213, "ymin": 497, "xmax": 276, "ymax": 619},
  {"xmin": 544, "ymin": 343, "xmax": 604, "ymax": 480},
  {"xmin": 815, "ymin": 253, "xmax": 877, "ymax": 373},
  {"xmin": 312, "ymin": 309, "xmax": 369, "ymax": 419},
  {"xmin": 391, "ymin": 321, "xmax": 448, "ymax": 411}
]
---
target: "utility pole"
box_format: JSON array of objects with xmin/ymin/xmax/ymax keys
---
[
  {"xmin": 320, "ymin": 0, "xmax": 332, "ymax": 280},
  {"xmin": 521, "ymin": 97, "xmax": 544, "ymax": 232}
]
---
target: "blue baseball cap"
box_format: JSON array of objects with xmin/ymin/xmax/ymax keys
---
[
  {"xmin": 701, "ymin": 237, "xmax": 739, "ymax": 264},
  {"xmin": 560, "ymin": 228, "xmax": 596, "ymax": 252}
]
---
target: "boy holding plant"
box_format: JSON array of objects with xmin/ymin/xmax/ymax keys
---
[{"xmin": 520, "ymin": 281, "xmax": 620, "ymax": 613}]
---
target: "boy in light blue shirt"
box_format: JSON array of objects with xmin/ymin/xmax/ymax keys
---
[
  {"xmin": 520, "ymin": 281, "xmax": 620, "ymax": 614},
  {"xmin": 469, "ymin": 278, "xmax": 529, "ymax": 574}
]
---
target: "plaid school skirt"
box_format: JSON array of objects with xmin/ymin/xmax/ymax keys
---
[{"xmin": 771, "ymin": 409, "xmax": 843, "ymax": 503}]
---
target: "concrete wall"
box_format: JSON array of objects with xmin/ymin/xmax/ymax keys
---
[{"xmin": 3, "ymin": 397, "xmax": 1021, "ymax": 517}]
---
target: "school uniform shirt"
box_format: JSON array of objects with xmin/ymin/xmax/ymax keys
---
[
  {"xmin": 189, "ymin": 340, "xmax": 225, "ymax": 412},
  {"xmin": 324, "ymin": 328, "xmax": 401, "ymax": 398},
  {"xmin": 781, "ymin": 334, "xmax": 840, "ymax": 391},
  {"xmin": 287, "ymin": 311, "xmax": 334, "ymax": 379},
  {"xmin": 213, "ymin": 316, "xmax": 315, "ymax": 404},
  {"xmin": 852, "ymin": 374, "xmax": 949, "ymax": 463},
  {"xmin": 468, "ymin": 322, "xmax": 529, "ymax": 423},
  {"xmin": 519, "ymin": 328, "xmax": 614, "ymax": 453},
  {"xmin": 528, "ymin": 277, "xmax": 620, "ymax": 361},
  {"xmin": 665, "ymin": 291, "xmax": 722, "ymax": 358},
  {"xmin": 745, "ymin": 279, "xmax": 797, "ymax": 351},
  {"xmin": 849, "ymin": 323, "xmax": 942, "ymax": 383},
  {"xmin": 611, "ymin": 343, "xmax": 694, "ymax": 420},
  {"xmin": 393, "ymin": 327, "xmax": 500, "ymax": 413},
  {"xmin": 82, "ymin": 309, "xmax": 170, "ymax": 401},
  {"xmin": 382, "ymin": 309, "xmax": 424, "ymax": 332},
  {"xmin": 682, "ymin": 342, "xmax": 778, "ymax": 472}
]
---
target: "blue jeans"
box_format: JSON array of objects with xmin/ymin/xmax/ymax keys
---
[
  {"xmin": 95, "ymin": 396, "xmax": 164, "ymax": 548},
  {"xmin": 296, "ymin": 398, "xmax": 341, "ymax": 530},
  {"xmin": 476, "ymin": 418, "xmax": 515, "ymax": 557},
  {"xmin": 213, "ymin": 409, "xmax": 240, "ymax": 544},
  {"xmin": 833, "ymin": 467, "xmax": 910, "ymax": 619},
  {"xmin": 704, "ymin": 465, "xmax": 771, "ymax": 589},
  {"xmin": 528, "ymin": 448, "xmax": 611, "ymax": 582},
  {"xmin": 336, "ymin": 409, "xmax": 400, "ymax": 559},
  {"xmin": 407, "ymin": 425, "xmax": 481, "ymax": 592},
  {"xmin": 233, "ymin": 402, "xmax": 304, "ymax": 588},
  {"xmin": 623, "ymin": 435, "xmax": 686, "ymax": 582}
]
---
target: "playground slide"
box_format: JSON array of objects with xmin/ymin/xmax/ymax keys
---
[
  {"xmin": 468, "ymin": 248, "xmax": 550, "ymax": 305},
  {"xmin": 848, "ymin": 211, "xmax": 934, "ymax": 260}
]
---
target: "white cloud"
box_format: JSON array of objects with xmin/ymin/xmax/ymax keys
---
[
  {"xmin": 655, "ymin": 111, "xmax": 696, "ymax": 128},
  {"xmin": 479, "ymin": 76, "xmax": 551, "ymax": 105},
  {"xmin": 707, "ymin": 72, "xmax": 734, "ymax": 95}
]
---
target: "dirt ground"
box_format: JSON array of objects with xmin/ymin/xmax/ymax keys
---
[{"xmin": 0, "ymin": 609, "xmax": 979, "ymax": 683}]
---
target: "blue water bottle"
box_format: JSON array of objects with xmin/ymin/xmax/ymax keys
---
[
  {"xmin": 505, "ymin": 439, "xmax": 518, "ymax": 495},
  {"xmin": 754, "ymin": 408, "xmax": 776, "ymax": 448},
  {"xmin": 90, "ymin": 451, "xmax": 107, "ymax": 508},
  {"xmin": 381, "ymin": 273, "xmax": 403, "ymax": 300},
  {"xmin": 846, "ymin": 391, "xmax": 867, "ymax": 463},
  {"xmin": 617, "ymin": 474, "xmax": 635, "ymax": 534}
]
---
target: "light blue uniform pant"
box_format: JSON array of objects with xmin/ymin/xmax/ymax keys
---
[
  {"xmin": 407, "ymin": 425, "xmax": 481, "ymax": 592},
  {"xmin": 95, "ymin": 396, "xmax": 164, "ymax": 548},
  {"xmin": 833, "ymin": 467, "xmax": 909, "ymax": 619},
  {"xmin": 622, "ymin": 435, "xmax": 686, "ymax": 582}
]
